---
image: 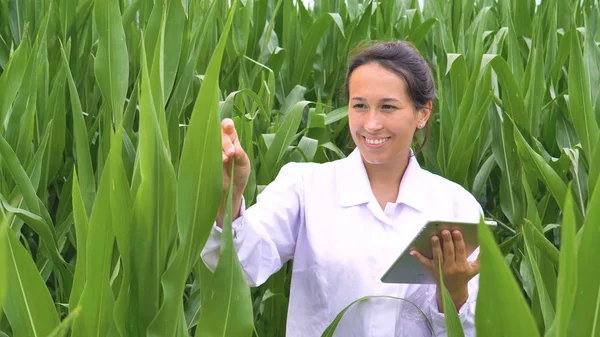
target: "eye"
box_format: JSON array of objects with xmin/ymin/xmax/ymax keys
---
[
  {"xmin": 381, "ymin": 104, "xmax": 397, "ymax": 111},
  {"xmin": 353, "ymin": 103, "xmax": 367, "ymax": 109}
]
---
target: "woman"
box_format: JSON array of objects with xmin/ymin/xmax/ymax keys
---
[{"xmin": 202, "ymin": 41, "xmax": 482, "ymax": 337}]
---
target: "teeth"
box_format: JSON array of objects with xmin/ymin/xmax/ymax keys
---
[{"xmin": 365, "ymin": 137, "xmax": 389, "ymax": 145}]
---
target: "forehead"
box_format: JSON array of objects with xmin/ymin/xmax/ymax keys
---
[{"xmin": 348, "ymin": 63, "xmax": 408, "ymax": 98}]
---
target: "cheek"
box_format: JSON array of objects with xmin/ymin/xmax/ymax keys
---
[{"xmin": 347, "ymin": 114, "xmax": 359, "ymax": 132}]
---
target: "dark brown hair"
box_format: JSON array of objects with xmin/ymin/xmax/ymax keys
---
[{"xmin": 344, "ymin": 41, "xmax": 435, "ymax": 154}]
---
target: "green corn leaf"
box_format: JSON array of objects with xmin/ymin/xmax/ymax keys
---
[
  {"xmin": 45, "ymin": 307, "xmax": 81, "ymax": 337},
  {"xmin": 490, "ymin": 55, "xmax": 529, "ymax": 135},
  {"xmin": 292, "ymin": 13, "xmax": 344, "ymax": 85},
  {"xmin": 108, "ymin": 126, "xmax": 135, "ymax": 337},
  {"xmin": 0, "ymin": 213, "xmax": 6, "ymax": 317},
  {"xmin": 68, "ymin": 170, "xmax": 88, "ymax": 315},
  {"xmin": 513, "ymin": 126, "xmax": 583, "ymax": 226},
  {"xmin": 552, "ymin": 189, "xmax": 578, "ymax": 337},
  {"xmin": 439, "ymin": 262, "xmax": 465, "ymax": 337},
  {"xmin": 57, "ymin": 0, "xmax": 76, "ymax": 40},
  {"xmin": 43, "ymin": 52, "xmax": 68, "ymax": 184},
  {"xmin": 195, "ymin": 163, "xmax": 253, "ymax": 337},
  {"xmin": 0, "ymin": 27, "xmax": 29, "ymax": 129},
  {"xmin": 94, "ymin": 0, "xmax": 129, "ymax": 126},
  {"xmin": 583, "ymin": 10, "xmax": 600, "ymax": 111},
  {"xmin": 147, "ymin": 2, "xmax": 237, "ymax": 336},
  {"xmin": 59, "ymin": 42, "xmax": 95, "ymax": 216},
  {"xmin": 70, "ymin": 131, "xmax": 122, "ymax": 337},
  {"xmin": 523, "ymin": 226, "xmax": 555, "ymax": 333},
  {"xmin": 568, "ymin": 175, "xmax": 600, "ymax": 336},
  {"xmin": 149, "ymin": 4, "xmax": 169, "ymax": 148},
  {"xmin": 490, "ymin": 108, "xmax": 522, "ymax": 225},
  {"xmin": 321, "ymin": 296, "xmax": 433, "ymax": 336},
  {"xmin": 476, "ymin": 218, "xmax": 540, "ymax": 337},
  {"xmin": 1, "ymin": 222, "xmax": 60, "ymax": 337},
  {"xmin": 0, "ymin": 195, "xmax": 63, "ymax": 268},
  {"xmin": 0, "ymin": 133, "xmax": 53, "ymax": 232},
  {"xmin": 324, "ymin": 106, "xmax": 348, "ymax": 125},
  {"xmin": 568, "ymin": 26, "xmax": 599, "ymax": 162},
  {"xmin": 128, "ymin": 38, "xmax": 177, "ymax": 335},
  {"xmin": 259, "ymin": 101, "xmax": 310, "ymax": 183}
]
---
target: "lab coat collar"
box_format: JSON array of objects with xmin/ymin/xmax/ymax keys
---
[{"xmin": 337, "ymin": 148, "xmax": 427, "ymax": 212}]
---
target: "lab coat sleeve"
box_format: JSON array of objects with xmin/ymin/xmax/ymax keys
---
[{"xmin": 201, "ymin": 162, "xmax": 307, "ymax": 287}]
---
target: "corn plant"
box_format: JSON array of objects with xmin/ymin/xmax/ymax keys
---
[{"xmin": 0, "ymin": 0, "xmax": 599, "ymax": 336}]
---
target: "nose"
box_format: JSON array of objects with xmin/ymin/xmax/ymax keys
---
[{"xmin": 364, "ymin": 109, "xmax": 383, "ymax": 132}]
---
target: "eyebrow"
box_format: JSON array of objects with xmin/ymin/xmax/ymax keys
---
[{"xmin": 351, "ymin": 97, "xmax": 402, "ymax": 103}]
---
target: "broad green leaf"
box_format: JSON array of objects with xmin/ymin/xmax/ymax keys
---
[
  {"xmin": 45, "ymin": 307, "xmax": 81, "ymax": 337},
  {"xmin": 490, "ymin": 55, "xmax": 529, "ymax": 134},
  {"xmin": 324, "ymin": 106, "xmax": 348, "ymax": 125},
  {"xmin": 128, "ymin": 38, "xmax": 177, "ymax": 335},
  {"xmin": 472, "ymin": 155, "xmax": 496, "ymax": 200},
  {"xmin": 1, "ymin": 223, "xmax": 60, "ymax": 337},
  {"xmin": 148, "ymin": 5, "xmax": 170, "ymax": 148},
  {"xmin": 0, "ymin": 133, "xmax": 53, "ymax": 232},
  {"xmin": 147, "ymin": 2, "xmax": 237, "ymax": 336},
  {"xmin": 321, "ymin": 296, "xmax": 433, "ymax": 336},
  {"xmin": 523, "ymin": 24, "xmax": 546, "ymax": 138},
  {"xmin": 195, "ymin": 164, "xmax": 253, "ymax": 337},
  {"xmin": 553, "ymin": 189, "xmax": 578, "ymax": 337},
  {"xmin": 0, "ymin": 27, "xmax": 29, "ymax": 129},
  {"xmin": 568, "ymin": 26, "xmax": 599, "ymax": 161},
  {"xmin": 514, "ymin": 127, "xmax": 581, "ymax": 224},
  {"xmin": 58, "ymin": 0, "xmax": 76, "ymax": 40},
  {"xmin": 490, "ymin": 109, "xmax": 522, "ymax": 225},
  {"xmin": 43, "ymin": 51, "xmax": 68, "ymax": 184},
  {"xmin": 0, "ymin": 195, "xmax": 65, "ymax": 272},
  {"xmin": 523, "ymin": 226, "xmax": 555, "ymax": 333},
  {"xmin": 94, "ymin": 0, "xmax": 129, "ymax": 126},
  {"xmin": 59, "ymin": 42, "xmax": 95, "ymax": 216},
  {"xmin": 108, "ymin": 126, "xmax": 135, "ymax": 337},
  {"xmin": 569, "ymin": 176, "xmax": 600, "ymax": 336},
  {"xmin": 259, "ymin": 101, "xmax": 310, "ymax": 183},
  {"xmin": 583, "ymin": 10, "xmax": 600, "ymax": 111},
  {"xmin": 0, "ymin": 214, "xmax": 6, "ymax": 317},
  {"xmin": 70, "ymin": 132, "xmax": 121, "ymax": 337},
  {"xmin": 68, "ymin": 170, "xmax": 88, "ymax": 315},
  {"xmin": 476, "ymin": 218, "xmax": 540, "ymax": 337},
  {"xmin": 439, "ymin": 262, "xmax": 465, "ymax": 337},
  {"xmin": 292, "ymin": 13, "xmax": 344, "ymax": 85}
]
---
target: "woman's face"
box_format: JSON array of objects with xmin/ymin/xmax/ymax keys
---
[{"xmin": 348, "ymin": 63, "xmax": 430, "ymax": 165}]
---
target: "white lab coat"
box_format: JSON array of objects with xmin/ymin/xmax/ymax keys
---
[{"xmin": 202, "ymin": 148, "xmax": 482, "ymax": 336}]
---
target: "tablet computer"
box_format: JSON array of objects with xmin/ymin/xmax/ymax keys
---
[{"xmin": 380, "ymin": 219, "xmax": 497, "ymax": 284}]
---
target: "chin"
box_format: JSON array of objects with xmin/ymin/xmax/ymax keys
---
[{"xmin": 358, "ymin": 151, "xmax": 389, "ymax": 165}]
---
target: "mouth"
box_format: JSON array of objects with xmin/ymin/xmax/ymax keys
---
[{"xmin": 362, "ymin": 136, "xmax": 391, "ymax": 148}]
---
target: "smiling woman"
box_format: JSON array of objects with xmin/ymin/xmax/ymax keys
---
[{"xmin": 204, "ymin": 41, "xmax": 484, "ymax": 337}]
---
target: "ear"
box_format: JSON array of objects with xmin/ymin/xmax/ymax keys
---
[{"xmin": 419, "ymin": 101, "xmax": 432, "ymax": 125}]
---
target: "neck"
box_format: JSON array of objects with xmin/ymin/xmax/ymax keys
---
[{"xmin": 362, "ymin": 151, "xmax": 410, "ymax": 188}]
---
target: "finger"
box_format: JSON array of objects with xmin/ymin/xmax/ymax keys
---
[
  {"xmin": 441, "ymin": 230, "xmax": 455, "ymax": 265},
  {"xmin": 431, "ymin": 235, "xmax": 443, "ymax": 266},
  {"xmin": 221, "ymin": 118, "xmax": 235, "ymax": 134},
  {"xmin": 221, "ymin": 130, "xmax": 235, "ymax": 157},
  {"xmin": 222, "ymin": 150, "xmax": 229, "ymax": 163},
  {"xmin": 470, "ymin": 258, "xmax": 480, "ymax": 276},
  {"xmin": 410, "ymin": 250, "xmax": 433, "ymax": 270},
  {"xmin": 453, "ymin": 230, "xmax": 467, "ymax": 262}
]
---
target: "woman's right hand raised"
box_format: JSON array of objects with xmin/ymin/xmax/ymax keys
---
[{"xmin": 221, "ymin": 118, "xmax": 251, "ymax": 197}]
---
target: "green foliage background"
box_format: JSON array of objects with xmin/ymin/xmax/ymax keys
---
[{"xmin": 0, "ymin": 0, "xmax": 599, "ymax": 336}]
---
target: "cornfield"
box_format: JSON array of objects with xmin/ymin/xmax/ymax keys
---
[{"xmin": 0, "ymin": 0, "xmax": 599, "ymax": 336}]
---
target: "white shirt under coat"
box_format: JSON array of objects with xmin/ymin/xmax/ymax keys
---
[{"xmin": 202, "ymin": 148, "xmax": 482, "ymax": 337}]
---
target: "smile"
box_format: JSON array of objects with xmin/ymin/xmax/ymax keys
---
[{"xmin": 363, "ymin": 136, "xmax": 391, "ymax": 146}]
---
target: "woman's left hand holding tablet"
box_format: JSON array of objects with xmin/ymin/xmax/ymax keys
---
[{"xmin": 410, "ymin": 230, "xmax": 479, "ymax": 312}]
